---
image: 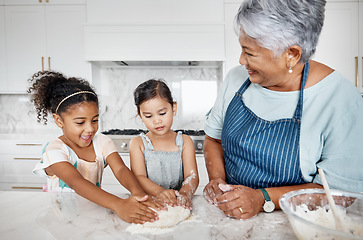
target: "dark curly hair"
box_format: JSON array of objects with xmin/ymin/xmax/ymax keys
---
[
  {"xmin": 134, "ymin": 79, "xmax": 173, "ymax": 115},
  {"xmin": 27, "ymin": 71, "xmax": 98, "ymax": 125}
]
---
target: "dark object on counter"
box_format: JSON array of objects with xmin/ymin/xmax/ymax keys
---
[
  {"xmin": 102, "ymin": 129, "xmax": 147, "ymax": 135},
  {"xmin": 174, "ymin": 130, "xmax": 205, "ymax": 136},
  {"xmin": 102, "ymin": 129, "xmax": 205, "ymax": 136}
]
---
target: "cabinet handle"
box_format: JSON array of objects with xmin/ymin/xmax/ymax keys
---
[
  {"xmin": 13, "ymin": 157, "xmax": 41, "ymax": 161},
  {"xmin": 12, "ymin": 186, "xmax": 42, "ymax": 190},
  {"xmin": 16, "ymin": 143, "xmax": 42, "ymax": 146},
  {"xmin": 39, "ymin": 0, "xmax": 42, "ymax": 3},
  {"xmin": 355, "ymin": 56, "xmax": 359, "ymax": 87},
  {"xmin": 41, "ymin": 56, "xmax": 44, "ymax": 72},
  {"xmin": 48, "ymin": 57, "xmax": 51, "ymax": 71}
]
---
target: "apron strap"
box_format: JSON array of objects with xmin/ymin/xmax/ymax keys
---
[
  {"xmin": 293, "ymin": 61, "xmax": 309, "ymax": 119},
  {"xmin": 235, "ymin": 61, "xmax": 309, "ymax": 120}
]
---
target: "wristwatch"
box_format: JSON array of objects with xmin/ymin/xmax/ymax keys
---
[{"xmin": 260, "ymin": 188, "xmax": 275, "ymax": 213}]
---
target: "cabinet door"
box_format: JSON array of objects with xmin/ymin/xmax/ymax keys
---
[
  {"xmin": 196, "ymin": 155, "xmax": 208, "ymax": 195},
  {"xmin": 45, "ymin": 5, "xmax": 89, "ymax": 80},
  {"xmin": 359, "ymin": 1, "xmax": 363, "ymax": 92},
  {"xmin": 4, "ymin": 0, "xmax": 86, "ymax": 5},
  {"xmin": 101, "ymin": 154, "xmax": 130, "ymax": 195},
  {"xmin": 4, "ymin": 0, "xmax": 41, "ymax": 5},
  {"xmin": 313, "ymin": 2, "xmax": 359, "ymax": 89},
  {"xmin": 0, "ymin": 138, "xmax": 46, "ymax": 191},
  {"xmin": 5, "ymin": 5, "xmax": 46, "ymax": 93},
  {"xmin": 224, "ymin": 2, "xmax": 242, "ymax": 76},
  {"xmin": 0, "ymin": 6, "xmax": 7, "ymax": 91}
]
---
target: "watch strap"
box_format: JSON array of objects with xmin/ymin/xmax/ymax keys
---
[{"xmin": 260, "ymin": 188, "xmax": 271, "ymax": 201}]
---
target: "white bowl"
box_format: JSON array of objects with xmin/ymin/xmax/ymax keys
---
[{"xmin": 279, "ymin": 188, "xmax": 363, "ymax": 240}]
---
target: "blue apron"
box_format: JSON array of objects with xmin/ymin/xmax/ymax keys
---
[{"xmin": 221, "ymin": 62, "xmax": 309, "ymax": 189}]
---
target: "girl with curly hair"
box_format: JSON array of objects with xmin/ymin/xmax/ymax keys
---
[{"xmin": 28, "ymin": 71, "xmax": 161, "ymax": 224}]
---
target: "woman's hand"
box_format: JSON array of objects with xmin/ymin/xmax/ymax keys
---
[
  {"xmin": 176, "ymin": 192, "xmax": 192, "ymax": 210},
  {"xmin": 203, "ymin": 178, "xmax": 227, "ymax": 204},
  {"xmin": 214, "ymin": 184, "xmax": 265, "ymax": 220},
  {"xmin": 112, "ymin": 196, "xmax": 159, "ymax": 224},
  {"xmin": 155, "ymin": 189, "xmax": 179, "ymax": 207}
]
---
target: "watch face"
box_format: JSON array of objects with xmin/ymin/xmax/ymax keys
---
[{"xmin": 263, "ymin": 201, "xmax": 275, "ymax": 213}]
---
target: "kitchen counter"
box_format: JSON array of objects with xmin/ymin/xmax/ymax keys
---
[{"xmin": 0, "ymin": 191, "xmax": 297, "ymax": 240}]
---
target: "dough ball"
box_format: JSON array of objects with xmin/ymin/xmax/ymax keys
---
[{"xmin": 143, "ymin": 205, "xmax": 191, "ymax": 228}]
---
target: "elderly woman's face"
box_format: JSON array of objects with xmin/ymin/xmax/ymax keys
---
[{"xmin": 238, "ymin": 35, "xmax": 290, "ymax": 90}]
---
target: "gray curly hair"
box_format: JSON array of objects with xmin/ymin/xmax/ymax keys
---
[{"xmin": 234, "ymin": 0, "xmax": 326, "ymax": 63}]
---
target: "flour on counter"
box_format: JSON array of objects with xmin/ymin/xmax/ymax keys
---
[{"xmin": 126, "ymin": 205, "xmax": 191, "ymax": 235}]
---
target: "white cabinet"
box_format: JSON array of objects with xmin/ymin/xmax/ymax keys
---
[
  {"xmin": 224, "ymin": 1, "xmax": 242, "ymax": 75},
  {"xmin": 86, "ymin": 0, "xmax": 224, "ymax": 24},
  {"xmin": 359, "ymin": 1, "xmax": 363, "ymax": 92},
  {"xmin": 4, "ymin": 5, "xmax": 45, "ymax": 93},
  {"xmin": 0, "ymin": 138, "xmax": 47, "ymax": 191},
  {"xmin": 0, "ymin": 6, "xmax": 6, "ymax": 88},
  {"xmin": 196, "ymin": 154, "xmax": 208, "ymax": 195},
  {"xmin": 313, "ymin": 1, "xmax": 362, "ymax": 93},
  {"xmin": 84, "ymin": 0, "xmax": 225, "ymax": 62},
  {"xmin": 1, "ymin": 2, "xmax": 89, "ymax": 93},
  {"xmin": 3, "ymin": 0, "xmax": 86, "ymax": 6},
  {"xmin": 101, "ymin": 154, "xmax": 131, "ymax": 194},
  {"xmin": 85, "ymin": 25, "xmax": 225, "ymax": 62}
]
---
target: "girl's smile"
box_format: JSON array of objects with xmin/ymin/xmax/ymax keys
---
[{"xmin": 54, "ymin": 102, "xmax": 99, "ymax": 150}]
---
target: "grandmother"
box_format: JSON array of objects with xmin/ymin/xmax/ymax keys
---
[{"xmin": 203, "ymin": 0, "xmax": 363, "ymax": 220}]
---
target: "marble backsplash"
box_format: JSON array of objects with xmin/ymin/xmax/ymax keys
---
[{"xmin": 0, "ymin": 66, "xmax": 221, "ymax": 134}]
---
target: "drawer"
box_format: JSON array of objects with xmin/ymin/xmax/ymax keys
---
[
  {"xmin": 0, "ymin": 155, "xmax": 43, "ymax": 185},
  {"xmin": 0, "ymin": 139, "xmax": 46, "ymax": 154},
  {"xmin": 0, "ymin": 182, "xmax": 44, "ymax": 191}
]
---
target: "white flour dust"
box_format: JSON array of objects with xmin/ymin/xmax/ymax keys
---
[{"xmin": 292, "ymin": 204, "xmax": 363, "ymax": 239}]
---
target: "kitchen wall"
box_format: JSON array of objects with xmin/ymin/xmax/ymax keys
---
[
  {"xmin": 96, "ymin": 64, "xmax": 221, "ymax": 131},
  {"xmin": 0, "ymin": 65, "xmax": 221, "ymax": 133},
  {"xmin": 0, "ymin": 94, "xmax": 60, "ymax": 134}
]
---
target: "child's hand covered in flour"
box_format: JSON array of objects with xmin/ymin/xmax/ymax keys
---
[
  {"xmin": 176, "ymin": 192, "xmax": 192, "ymax": 210},
  {"xmin": 155, "ymin": 189, "xmax": 179, "ymax": 207}
]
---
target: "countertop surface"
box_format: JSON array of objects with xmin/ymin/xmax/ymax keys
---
[{"xmin": 0, "ymin": 191, "xmax": 297, "ymax": 240}]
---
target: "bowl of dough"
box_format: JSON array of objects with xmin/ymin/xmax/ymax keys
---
[{"xmin": 279, "ymin": 188, "xmax": 363, "ymax": 240}]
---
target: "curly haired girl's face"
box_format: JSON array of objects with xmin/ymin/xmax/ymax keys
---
[{"xmin": 53, "ymin": 102, "xmax": 99, "ymax": 149}]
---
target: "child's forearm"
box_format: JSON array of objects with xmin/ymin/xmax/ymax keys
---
[
  {"xmin": 72, "ymin": 177, "xmax": 123, "ymax": 211},
  {"xmin": 179, "ymin": 175, "xmax": 199, "ymax": 199}
]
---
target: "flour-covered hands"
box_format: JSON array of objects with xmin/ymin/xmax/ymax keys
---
[
  {"xmin": 215, "ymin": 184, "xmax": 264, "ymax": 220},
  {"xmin": 203, "ymin": 178, "xmax": 227, "ymax": 204},
  {"xmin": 135, "ymin": 194, "xmax": 165, "ymax": 211},
  {"xmin": 155, "ymin": 189, "xmax": 179, "ymax": 207},
  {"xmin": 176, "ymin": 193, "xmax": 192, "ymax": 210},
  {"xmin": 113, "ymin": 196, "xmax": 159, "ymax": 224}
]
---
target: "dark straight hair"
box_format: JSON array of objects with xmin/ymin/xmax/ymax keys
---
[{"xmin": 134, "ymin": 79, "xmax": 173, "ymax": 114}]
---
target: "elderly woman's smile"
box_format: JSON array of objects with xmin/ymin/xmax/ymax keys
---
[
  {"xmin": 239, "ymin": 35, "xmax": 290, "ymax": 90},
  {"xmin": 238, "ymin": 34, "xmax": 305, "ymax": 92}
]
